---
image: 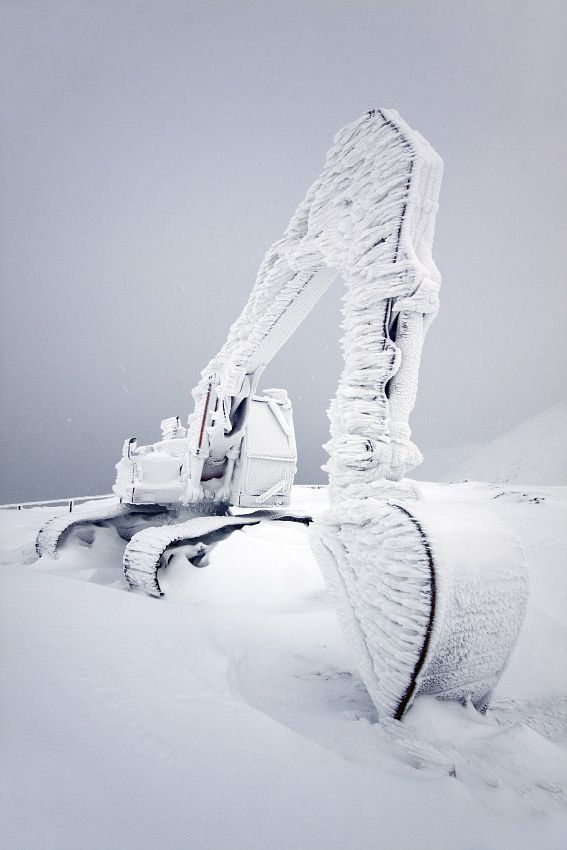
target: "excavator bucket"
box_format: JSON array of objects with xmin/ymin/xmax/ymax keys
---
[{"xmin": 310, "ymin": 499, "xmax": 528, "ymax": 719}]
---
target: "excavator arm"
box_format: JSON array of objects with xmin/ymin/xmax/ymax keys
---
[{"xmin": 186, "ymin": 108, "xmax": 442, "ymax": 502}]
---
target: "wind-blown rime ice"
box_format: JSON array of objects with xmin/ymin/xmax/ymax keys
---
[
  {"xmin": 188, "ymin": 108, "xmax": 528, "ymax": 720},
  {"xmin": 189, "ymin": 109, "xmax": 442, "ymax": 486},
  {"xmin": 323, "ymin": 113, "xmax": 443, "ymax": 491}
]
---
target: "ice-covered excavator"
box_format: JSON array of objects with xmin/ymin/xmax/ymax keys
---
[{"xmin": 37, "ymin": 109, "xmax": 528, "ymax": 720}]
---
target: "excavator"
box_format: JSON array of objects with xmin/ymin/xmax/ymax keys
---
[{"xmin": 36, "ymin": 109, "xmax": 528, "ymax": 721}]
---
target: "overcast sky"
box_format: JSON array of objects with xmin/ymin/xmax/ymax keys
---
[{"xmin": 1, "ymin": 0, "xmax": 566, "ymax": 502}]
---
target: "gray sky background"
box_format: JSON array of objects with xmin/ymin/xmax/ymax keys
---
[{"xmin": 1, "ymin": 0, "xmax": 566, "ymax": 502}]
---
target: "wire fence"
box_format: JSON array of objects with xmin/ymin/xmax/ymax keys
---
[
  {"xmin": 0, "ymin": 484, "xmax": 326, "ymax": 512},
  {"xmin": 0, "ymin": 494, "xmax": 112, "ymax": 512}
]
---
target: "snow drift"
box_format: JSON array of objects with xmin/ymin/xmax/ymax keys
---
[{"xmin": 1, "ymin": 482, "xmax": 566, "ymax": 850}]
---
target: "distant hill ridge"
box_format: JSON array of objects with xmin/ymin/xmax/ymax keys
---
[{"xmin": 416, "ymin": 403, "xmax": 567, "ymax": 485}]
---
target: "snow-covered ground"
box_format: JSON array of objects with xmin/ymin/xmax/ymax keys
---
[{"xmin": 1, "ymin": 481, "xmax": 566, "ymax": 849}]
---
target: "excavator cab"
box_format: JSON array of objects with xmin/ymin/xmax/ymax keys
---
[{"xmin": 113, "ymin": 419, "xmax": 187, "ymax": 506}]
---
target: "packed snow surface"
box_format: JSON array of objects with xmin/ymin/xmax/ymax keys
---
[{"xmin": 1, "ymin": 483, "xmax": 566, "ymax": 849}]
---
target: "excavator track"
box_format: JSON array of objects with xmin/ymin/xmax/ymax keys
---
[
  {"xmin": 123, "ymin": 511, "xmax": 311, "ymax": 597},
  {"xmin": 36, "ymin": 497, "xmax": 134, "ymax": 559}
]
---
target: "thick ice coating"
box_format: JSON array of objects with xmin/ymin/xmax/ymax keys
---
[
  {"xmin": 188, "ymin": 109, "xmax": 443, "ymax": 488},
  {"xmin": 311, "ymin": 499, "xmax": 528, "ymax": 719},
  {"xmin": 187, "ymin": 108, "xmax": 528, "ymax": 720}
]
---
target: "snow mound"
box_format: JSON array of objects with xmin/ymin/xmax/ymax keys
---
[{"xmin": 446, "ymin": 404, "xmax": 567, "ymax": 485}]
